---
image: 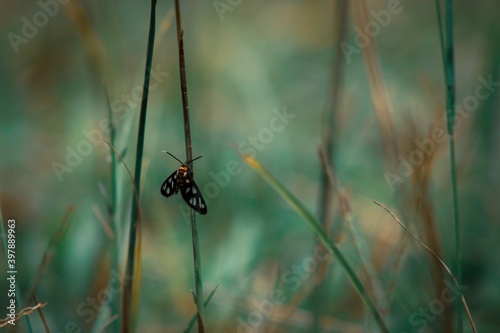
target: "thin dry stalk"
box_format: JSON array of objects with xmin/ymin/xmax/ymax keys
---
[{"xmin": 374, "ymin": 201, "xmax": 477, "ymax": 333}]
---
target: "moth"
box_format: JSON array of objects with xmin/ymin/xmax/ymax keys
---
[{"xmin": 160, "ymin": 152, "xmax": 207, "ymax": 215}]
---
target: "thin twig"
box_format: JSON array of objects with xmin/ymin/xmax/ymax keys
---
[{"xmin": 0, "ymin": 303, "xmax": 48, "ymax": 327}]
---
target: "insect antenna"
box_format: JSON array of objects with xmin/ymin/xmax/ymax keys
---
[
  {"xmin": 161, "ymin": 151, "xmax": 202, "ymax": 165},
  {"xmin": 186, "ymin": 155, "xmax": 203, "ymax": 165},
  {"xmin": 161, "ymin": 151, "xmax": 183, "ymax": 164}
]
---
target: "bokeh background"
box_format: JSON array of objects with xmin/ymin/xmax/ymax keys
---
[{"xmin": 1, "ymin": 1, "xmax": 499, "ymax": 332}]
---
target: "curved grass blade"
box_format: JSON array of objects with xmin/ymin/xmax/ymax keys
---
[{"xmin": 239, "ymin": 153, "xmax": 389, "ymax": 333}]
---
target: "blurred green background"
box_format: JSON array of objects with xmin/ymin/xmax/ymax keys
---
[{"xmin": 1, "ymin": 1, "xmax": 499, "ymax": 332}]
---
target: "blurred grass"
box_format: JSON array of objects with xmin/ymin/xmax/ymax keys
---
[{"xmin": 1, "ymin": 1, "xmax": 500, "ymax": 332}]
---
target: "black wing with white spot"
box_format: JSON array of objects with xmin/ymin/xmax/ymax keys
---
[
  {"xmin": 160, "ymin": 170, "xmax": 178, "ymax": 197},
  {"xmin": 180, "ymin": 174, "xmax": 207, "ymax": 215}
]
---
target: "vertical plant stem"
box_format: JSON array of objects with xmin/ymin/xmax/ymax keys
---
[
  {"xmin": 174, "ymin": 1, "xmax": 205, "ymax": 331},
  {"xmin": 444, "ymin": 1, "xmax": 462, "ymax": 331},
  {"xmin": 433, "ymin": 2, "xmax": 456, "ymax": 331},
  {"xmin": 437, "ymin": 0, "xmax": 462, "ymax": 330},
  {"xmin": 175, "ymin": 5, "xmax": 192, "ymax": 164},
  {"xmin": 104, "ymin": 82, "xmax": 120, "ymax": 332},
  {"xmin": 434, "ymin": 0, "xmax": 446, "ymax": 69},
  {"xmin": 122, "ymin": 1, "xmax": 157, "ymax": 332}
]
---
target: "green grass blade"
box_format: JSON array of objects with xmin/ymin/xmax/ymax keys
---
[
  {"xmin": 122, "ymin": 0, "xmax": 158, "ymax": 331},
  {"xmin": 239, "ymin": 153, "xmax": 389, "ymax": 333}
]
